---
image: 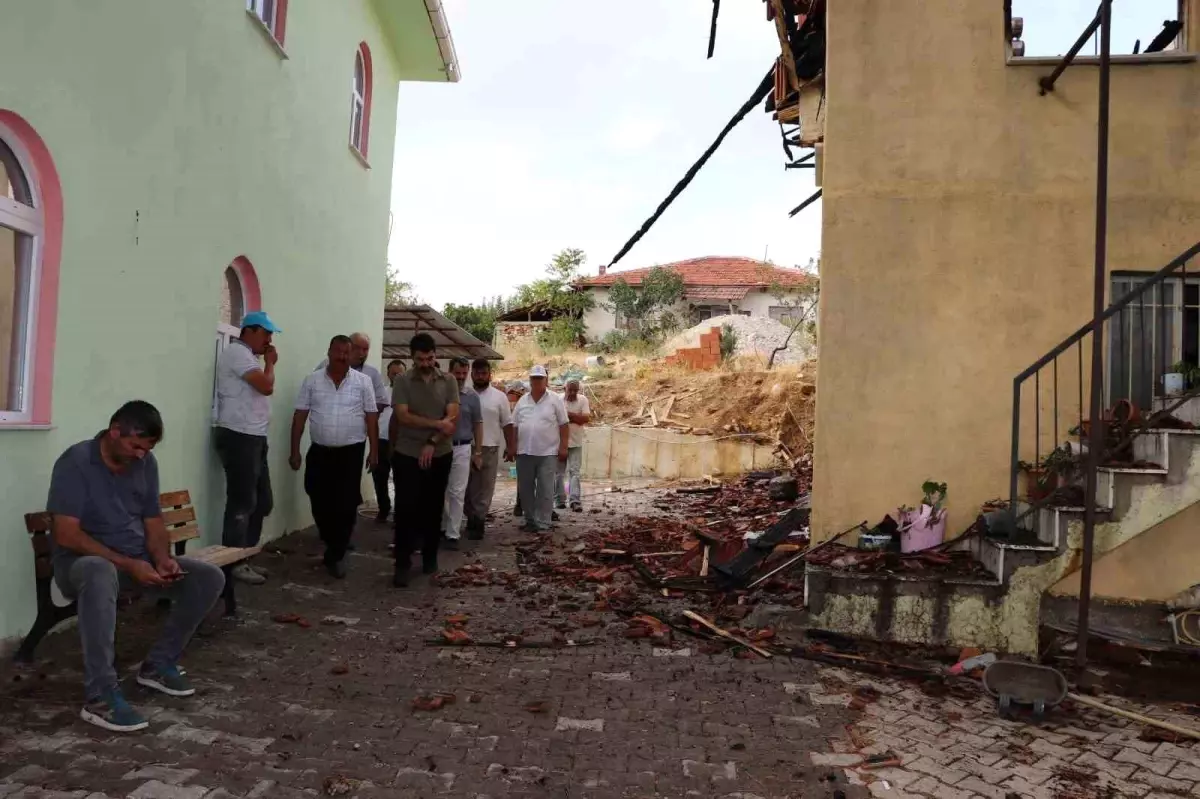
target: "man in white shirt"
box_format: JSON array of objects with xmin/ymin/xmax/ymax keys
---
[
  {"xmin": 556, "ymin": 378, "xmax": 591, "ymax": 513},
  {"xmin": 371, "ymin": 359, "xmax": 406, "ymax": 523},
  {"xmin": 439, "ymin": 357, "xmax": 483, "ymax": 550},
  {"xmin": 513, "ymin": 365, "xmax": 568, "ymax": 533},
  {"xmin": 212, "ymin": 310, "xmax": 281, "ymax": 589},
  {"xmin": 464, "ymin": 358, "xmax": 515, "ymax": 539},
  {"xmin": 289, "ymin": 335, "xmax": 379, "ymax": 579},
  {"xmin": 315, "ymin": 332, "xmax": 389, "ymax": 412}
]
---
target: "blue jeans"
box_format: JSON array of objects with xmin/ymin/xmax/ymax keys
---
[{"xmin": 55, "ymin": 554, "xmax": 225, "ymax": 701}]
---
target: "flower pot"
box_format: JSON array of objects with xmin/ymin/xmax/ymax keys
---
[
  {"xmin": 899, "ymin": 504, "xmax": 946, "ymax": 553},
  {"xmin": 1163, "ymin": 372, "xmax": 1185, "ymax": 396},
  {"xmin": 1024, "ymin": 469, "xmax": 1058, "ymax": 503}
]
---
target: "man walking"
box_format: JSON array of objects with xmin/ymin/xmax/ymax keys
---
[
  {"xmin": 371, "ymin": 360, "xmax": 407, "ymax": 523},
  {"xmin": 556, "ymin": 378, "xmax": 591, "ymax": 512},
  {"xmin": 390, "ymin": 333, "xmax": 459, "ymax": 586},
  {"xmin": 48, "ymin": 401, "xmax": 225, "ymax": 732},
  {"xmin": 440, "ymin": 357, "xmax": 483, "ymax": 550},
  {"xmin": 513, "ymin": 365, "xmax": 568, "ymax": 533},
  {"xmin": 465, "ymin": 358, "xmax": 514, "ymax": 539},
  {"xmin": 213, "ymin": 310, "xmax": 281, "ymax": 588},
  {"xmin": 317, "ymin": 331, "xmax": 389, "ymax": 412},
  {"xmin": 290, "ymin": 336, "xmax": 379, "ymax": 578}
]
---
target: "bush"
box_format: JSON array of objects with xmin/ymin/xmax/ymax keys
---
[
  {"xmin": 537, "ymin": 317, "xmax": 585, "ymax": 353},
  {"xmin": 719, "ymin": 324, "xmax": 738, "ymax": 361}
]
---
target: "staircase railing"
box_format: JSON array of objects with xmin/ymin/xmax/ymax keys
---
[{"xmin": 1009, "ymin": 239, "xmax": 1200, "ymax": 527}]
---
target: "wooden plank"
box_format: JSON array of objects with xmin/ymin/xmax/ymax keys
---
[
  {"xmin": 162, "ymin": 506, "xmax": 196, "ymax": 527},
  {"xmin": 159, "ymin": 489, "xmax": 191, "ymax": 508},
  {"xmin": 25, "ymin": 512, "xmax": 52, "ymax": 534},
  {"xmin": 169, "ymin": 524, "xmax": 200, "ymax": 545},
  {"xmin": 683, "ymin": 610, "xmax": 772, "ymax": 657},
  {"xmin": 189, "ymin": 545, "xmax": 262, "ymax": 568},
  {"xmin": 661, "ymin": 395, "xmax": 676, "ymax": 422}
]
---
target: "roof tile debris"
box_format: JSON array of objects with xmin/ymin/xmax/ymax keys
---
[{"xmin": 578, "ymin": 256, "xmax": 815, "ymax": 289}]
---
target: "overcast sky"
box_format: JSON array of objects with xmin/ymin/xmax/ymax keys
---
[
  {"xmin": 388, "ymin": 0, "xmax": 1176, "ymax": 310},
  {"xmin": 387, "ymin": 0, "xmax": 819, "ymax": 309}
]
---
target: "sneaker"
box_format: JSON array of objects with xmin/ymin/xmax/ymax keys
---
[
  {"xmin": 80, "ymin": 688, "xmax": 149, "ymax": 732},
  {"xmin": 570, "ymin": 503, "xmax": 582, "ymax": 512},
  {"xmin": 231, "ymin": 563, "xmax": 266, "ymax": 585},
  {"xmin": 136, "ymin": 663, "xmax": 195, "ymax": 698},
  {"xmin": 551, "ymin": 511, "xmax": 561, "ymax": 522},
  {"xmin": 249, "ymin": 563, "xmax": 269, "ymax": 578},
  {"xmin": 393, "ymin": 563, "xmax": 411, "ymax": 588}
]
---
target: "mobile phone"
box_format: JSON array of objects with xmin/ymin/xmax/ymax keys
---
[{"xmin": 164, "ymin": 570, "xmax": 189, "ymax": 580}]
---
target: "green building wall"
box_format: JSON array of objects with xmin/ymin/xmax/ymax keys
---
[{"xmin": 0, "ymin": 0, "xmax": 444, "ymax": 644}]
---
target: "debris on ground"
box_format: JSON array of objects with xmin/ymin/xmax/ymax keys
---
[{"xmin": 662, "ymin": 314, "xmax": 814, "ymax": 366}]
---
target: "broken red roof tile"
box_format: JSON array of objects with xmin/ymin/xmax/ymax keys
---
[{"xmin": 577, "ymin": 257, "xmax": 815, "ymax": 289}]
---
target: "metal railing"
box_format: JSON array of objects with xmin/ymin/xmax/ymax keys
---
[{"xmin": 1009, "ymin": 240, "xmax": 1200, "ymax": 533}]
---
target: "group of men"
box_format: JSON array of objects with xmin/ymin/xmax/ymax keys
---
[{"xmin": 42, "ymin": 310, "xmax": 589, "ymax": 732}]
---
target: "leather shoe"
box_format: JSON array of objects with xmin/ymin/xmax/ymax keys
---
[
  {"xmin": 393, "ymin": 563, "xmax": 410, "ymax": 587},
  {"xmin": 325, "ymin": 559, "xmax": 347, "ymax": 579}
]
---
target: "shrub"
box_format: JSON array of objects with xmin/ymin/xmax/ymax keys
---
[{"xmin": 719, "ymin": 324, "xmax": 738, "ymax": 361}]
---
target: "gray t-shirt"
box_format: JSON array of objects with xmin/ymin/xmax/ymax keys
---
[
  {"xmin": 454, "ymin": 388, "xmax": 482, "ymax": 444},
  {"xmin": 47, "ymin": 436, "xmax": 161, "ymax": 565},
  {"xmin": 392, "ymin": 369, "xmax": 461, "ymax": 458},
  {"xmin": 215, "ymin": 339, "xmax": 270, "ymax": 436}
]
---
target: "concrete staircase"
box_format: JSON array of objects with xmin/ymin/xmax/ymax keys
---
[{"xmin": 804, "ymin": 418, "xmax": 1200, "ymax": 656}]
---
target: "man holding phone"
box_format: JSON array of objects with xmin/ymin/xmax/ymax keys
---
[{"xmin": 48, "ymin": 402, "xmax": 226, "ymax": 733}]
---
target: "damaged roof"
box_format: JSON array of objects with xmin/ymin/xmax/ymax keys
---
[
  {"xmin": 577, "ymin": 257, "xmax": 815, "ymax": 290},
  {"xmin": 381, "ymin": 305, "xmax": 502, "ymax": 360}
]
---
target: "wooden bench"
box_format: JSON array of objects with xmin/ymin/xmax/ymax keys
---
[{"xmin": 14, "ymin": 490, "xmax": 260, "ymax": 663}]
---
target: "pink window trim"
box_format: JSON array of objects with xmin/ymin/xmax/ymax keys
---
[
  {"xmin": 229, "ymin": 255, "xmax": 262, "ymax": 314},
  {"xmin": 354, "ymin": 42, "xmax": 374, "ymax": 158},
  {"xmin": 0, "ymin": 110, "xmax": 62, "ymax": 426},
  {"xmin": 274, "ymin": 0, "xmax": 289, "ymax": 46}
]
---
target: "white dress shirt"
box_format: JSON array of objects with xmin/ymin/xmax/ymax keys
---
[
  {"xmin": 295, "ymin": 368, "xmax": 376, "ymax": 447},
  {"xmin": 214, "ymin": 339, "xmax": 271, "ymax": 436},
  {"xmin": 378, "ymin": 386, "xmax": 393, "ymax": 442},
  {"xmin": 315, "ymin": 359, "xmax": 389, "ymax": 409},
  {"xmin": 514, "ymin": 390, "xmax": 568, "ymax": 457},
  {"xmin": 472, "ymin": 384, "xmax": 513, "ymax": 448}
]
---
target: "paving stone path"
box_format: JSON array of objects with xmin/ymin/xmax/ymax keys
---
[{"xmin": 2, "ymin": 482, "xmax": 1195, "ymax": 798}]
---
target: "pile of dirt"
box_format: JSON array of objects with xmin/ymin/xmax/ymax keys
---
[{"xmin": 662, "ymin": 314, "xmax": 813, "ymax": 366}]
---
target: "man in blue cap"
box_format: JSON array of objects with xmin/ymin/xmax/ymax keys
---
[{"xmin": 213, "ymin": 310, "xmax": 281, "ymax": 594}]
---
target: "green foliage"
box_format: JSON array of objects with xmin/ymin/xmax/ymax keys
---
[
  {"xmin": 766, "ymin": 257, "xmax": 821, "ymax": 369},
  {"xmin": 385, "ymin": 268, "xmax": 419, "ymax": 307},
  {"xmin": 537, "ymin": 316, "xmax": 586, "ymax": 352},
  {"xmin": 513, "ymin": 248, "xmax": 593, "ymax": 317},
  {"xmin": 921, "ymin": 481, "xmax": 948, "ymax": 512},
  {"xmin": 719, "ymin": 324, "xmax": 738, "ymax": 361},
  {"xmin": 607, "ymin": 266, "xmax": 685, "ymax": 341},
  {"xmin": 443, "ymin": 296, "xmax": 511, "ymax": 344}
]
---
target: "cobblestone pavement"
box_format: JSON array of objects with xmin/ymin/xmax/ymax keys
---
[
  {"xmin": 795, "ymin": 657, "xmax": 1199, "ymax": 798},
  {"xmin": 3, "ymin": 481, "xmax": 1196, "ymax": 798},
  {"xmin": 0, "ymin": 482, "xmax": 860, "ymax": 799}
]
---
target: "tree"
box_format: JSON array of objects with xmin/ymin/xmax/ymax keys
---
[
  {"xmin": 606, "ymin": 266, "xmax": 685, "ymax": 340},
  {"xmin": 766, "ymin": 257, "xmax": 820, "ymax": 369},
  {"xmin": 443, "ymin": 296, "xmax": 511, "ymax": 344},
  {"xmin": 510, "ymin": 248, "xmax": 594, "ymax": 351},
  {"xmin": 385, "ymin": 267, "xmax": 419, "ymax": 307}
]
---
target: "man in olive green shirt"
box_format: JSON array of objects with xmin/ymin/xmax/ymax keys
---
[{"xmin": 389, "ymin": 333, "xmax": 460, "ymax": 586}]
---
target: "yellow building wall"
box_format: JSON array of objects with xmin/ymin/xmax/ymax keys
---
[
  {"xmin": 811, "ymin": 0, "xmax": 1200, "ymax": 541},
  {"xmin": 1050, "ymin": 501, "xmax": 1200, "ymax": 601}
]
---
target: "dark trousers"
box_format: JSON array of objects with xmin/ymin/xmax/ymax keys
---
[
  {"xmin": 393, "ymin": 451, "xmax": 453, "ymax": 566},
  {"xmin": 213, "ymin": 427, "xmax": 273, "ymax": 548},
  {"xmin": 371, "ymin": 438, "xmax": 392, "ymax": 516},
  {"xmin": 304, "ymin": 442, "xmax": 366, "ymax": 565}
]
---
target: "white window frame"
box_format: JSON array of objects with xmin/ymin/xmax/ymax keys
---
[
  {"xmin": 246, "ymin": 0, "xmax": 278, "ymax": 36},
  {"xmin": 0, "ymin": 124, "xmax": 44, "ymax": 426},
  {"xmin": 350, "ymin": 51, "xmax": 367, "ymax": 154},
  {"xmin": 213, "ymin": 322, "xmax": 241, "ymax": 424}
]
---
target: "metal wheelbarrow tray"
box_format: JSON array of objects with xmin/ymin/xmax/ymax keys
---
[{"xmin": 982, "ymin": 661, "xmax": 1068, "ymax": 719}]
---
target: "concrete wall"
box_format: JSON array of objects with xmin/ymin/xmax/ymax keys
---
[
  {"xmin": 811, "ymin": 0, "xmax": 1200, "ymax": 541},
  {"xmin": 0, "ymin": 0, "xmax": 442, "ymax": 643},
  {"xmin": 580, "ymin": 426, "xmax": 779, "ymax": 480},
  {"xmin": 582, "ymin": 286, "xmax": 804, "ymax": 341}
]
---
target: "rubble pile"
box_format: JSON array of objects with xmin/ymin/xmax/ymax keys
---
[
  {"xmin": 661, "ymin": 314, "xmax": 814, "ymax": 366},
  {"xmin": 805, "ymin": 543, "xmax": 993, "ymax": 579}
]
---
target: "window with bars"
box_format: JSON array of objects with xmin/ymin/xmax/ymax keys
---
[{"xmin": 1106, "ymin": 274, "xmax": 1199, "ymax": 409}]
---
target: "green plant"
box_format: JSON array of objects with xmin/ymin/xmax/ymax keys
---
[
  {"xmin": 607, "ymin": 265, "xmax": 685, "ymax": 341},
  {"xmin": 1018, "ymin": 445, "xmax": 1078, "ymax": 489},
  {"xmin": 765, "ymin": 258, "xmax": 820, "ymax": 369},
  {"xmin": 537, "ymin": 316, "xmax": 585, "ymax": 352},
  {"xmin": 1169, "ymin": 360, "xmax": 1200, "ymax": 388},
  {"xmin": 588, "ymin": 365, "xmax": 615, "ymax": 381},
  {"xmin": 385, "ymin": 268, "xmax": 419, "ymax": 307},
  {"xmin": 719, "ymin": 324, "xmax": 738, "ymax": 361},
  {"xmin": 921, "ymin": 481, "xmax": 947, "ymax": 513},
  {"xmin": 443, "ymin": 296, "xmax": 512, "ymax": 344}
]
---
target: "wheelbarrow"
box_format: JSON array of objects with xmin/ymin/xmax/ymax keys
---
[{"xmin": 982, "ymin": 661, "xmax": 1068, "ymax": 720}]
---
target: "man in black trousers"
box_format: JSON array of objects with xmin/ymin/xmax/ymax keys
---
[
  {"xmin": 390, "ymin": 334, "xmax": 459, "ymax": 586},
  {"xmin": 289, "ymin": 336, "xmax": 378, "ymax": 578}
]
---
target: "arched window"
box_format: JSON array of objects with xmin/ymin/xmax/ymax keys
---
[
  {"xmin": 0, "ymin": 111, "xmax": 61, "ymax": 426},
  {"xmin": 350, "ymin": 43, "xmax": 373, "ymax": 160},
  {"xmin": 220, "ymin": 266, "xmax": 245, "ymax": 328},
  {"xmin": 213, "ymin": 256, "xmax": 262, "ymax": 420},
  {"xmin": 246, "ymin": 0, "xmax": 288, "ymax": 47}
]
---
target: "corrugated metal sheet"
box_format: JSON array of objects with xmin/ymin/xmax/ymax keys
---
[{"xmin": 381, "ymin": 305, "xmax": 502, "ymax": 360}]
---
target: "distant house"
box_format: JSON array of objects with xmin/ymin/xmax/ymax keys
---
[{"xmin": 576, "ymin": 256, "xmax": 816, "ymax": 340}]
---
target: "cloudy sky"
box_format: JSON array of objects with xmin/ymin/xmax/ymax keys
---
[
  {"xmin": 388, "ymin": 0, "xmax": 1176, "ymax": 310},
  {"xmin": 387, "ymin": 0, "xmax": 820, "ymax": 309}
]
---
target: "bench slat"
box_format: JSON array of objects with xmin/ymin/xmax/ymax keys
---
[
  {"xmin": 25, "ymin": 512, "xmax": 52, "ymax": 534},
  {"xmin": 162, "ymin": 506, "xmax": 196, "ymax": 527},
  {"xmin": 188, "ymin": 545, "xmax": 261, "ymax": 568},
  {"xmin": 160, "ymin": 489, "xmax": 191, "ymax": 508},
  {"xmin": 169, "ymin": 524, "xmax": 201, "ymax": 545}
]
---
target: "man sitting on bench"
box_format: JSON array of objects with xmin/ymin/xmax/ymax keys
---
[{"xmin": 47, "ymin": 401, "xmax": 225, "ymax": 732}]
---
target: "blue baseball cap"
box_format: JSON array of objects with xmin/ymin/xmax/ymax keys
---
[{"xmin": 241, "ymin": 311, "xmax": 282, "ymax": 333}]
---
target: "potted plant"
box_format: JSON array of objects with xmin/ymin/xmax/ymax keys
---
[
  {"xmin": 1163, "ymin": 360, "xmax": 1191, "ymax": 396},
  {"xmin": 898, "ymin": 480, "xmax": 947, "ymax": 553},
  {"xmin": 1018, "ymin": 445, "xmax": 1077, "ymax": 502}
]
